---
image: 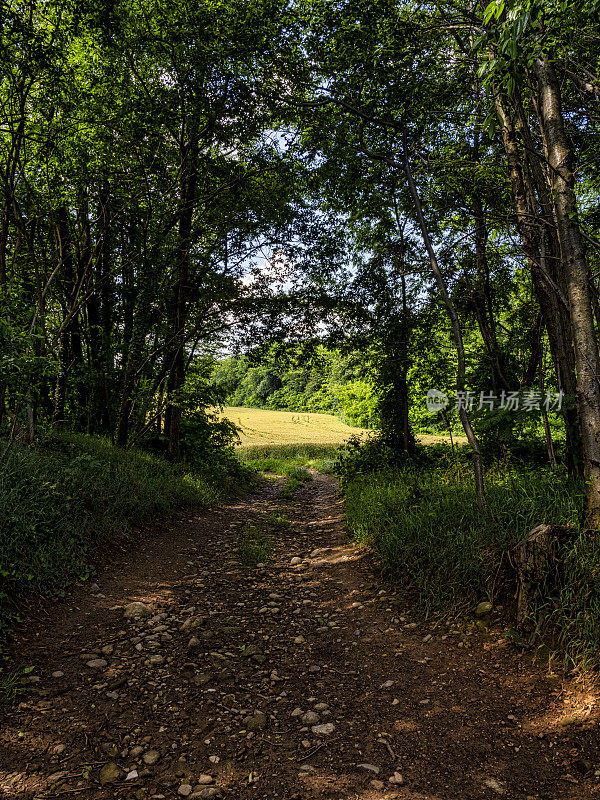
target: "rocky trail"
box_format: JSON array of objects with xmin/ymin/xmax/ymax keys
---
[{"xmin": 1, "ymin": 473, "xmax": 600, "ymax": 800}]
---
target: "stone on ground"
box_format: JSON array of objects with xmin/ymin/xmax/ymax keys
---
[{"xmin": 124, "ymin": 601, "xmax": 153, "ymax": 619}]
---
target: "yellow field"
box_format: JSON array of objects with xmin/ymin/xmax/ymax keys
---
[
  {"xmin": 216, "ymin": 406, "xmax": 466, "ymax": 454},
  {"xmin": 218, "ymin": 406, "xmax": 369, "ymax": 447}
]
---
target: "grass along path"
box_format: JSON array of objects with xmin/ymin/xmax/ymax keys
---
[{"xmin": 1, "ymin": 474, "xmax": 598, "ymax": 799}]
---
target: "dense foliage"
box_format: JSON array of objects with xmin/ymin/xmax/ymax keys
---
[
  {"xmin": 342, "ymin": 449, "xmax": 600, "ymax": 669},
  {"xmin": 212, "ymin": 347, "xmax": 378, "ymax": 428},
  {"xmin": 3, "ymin": 0, "xmax": 600, "ymax": 660},
  {"xmin": 0, "ymin": 0, "xmax": 299, "ymax": 459},
  {"xmin": 0, "ymin": 433, "xmax": 249, "ymax": 638}
]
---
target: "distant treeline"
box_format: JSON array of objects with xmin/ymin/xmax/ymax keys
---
[
  {"xmin": 211, "ymin": 347, "xmax": 377, "ymax": 429},
  {"xmin": 211, "ymin": 339, "xmax": 569, "ymax": 451}
]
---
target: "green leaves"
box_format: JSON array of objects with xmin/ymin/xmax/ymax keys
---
[
  {"xmin": 483, "ymin": 0, "xmax": 506, "ymax": 24},
  {"xmin": 481, "ymin": 110, "xmax": 500, "ymax": 138}
]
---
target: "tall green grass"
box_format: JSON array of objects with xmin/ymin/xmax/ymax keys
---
[
  {"xmin": 0, "ymin": 433, "xmax": 249, "ymax": 639},
  {"xmin": 346, "ymin": 465, "xmax": 581, "ymax": 604},
  {"xmin": 343, "ymin": 462, "xmax": 600, "ymax": 668}
]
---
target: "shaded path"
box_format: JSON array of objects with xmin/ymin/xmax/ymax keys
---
[{"xmin": 1, "ymin": 474, "xmax": 599, "ymax": 799}]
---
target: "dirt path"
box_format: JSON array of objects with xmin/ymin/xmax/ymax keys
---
[{"xmin": 1, "ymin": 474, "xmax": 599, "ymax": 800}]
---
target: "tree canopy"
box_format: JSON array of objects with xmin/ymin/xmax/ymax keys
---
[{"xmin": 2, "ymin": 0, "xmax": 600, "ymax": 518}]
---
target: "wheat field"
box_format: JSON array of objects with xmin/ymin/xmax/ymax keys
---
[
  {"xmin": 216, "ymin": 406, "xmax": 464, "ymax": 458},
  {"xmin": 218, "ymin": 406, "xmax": 369, "ymax": 447}
]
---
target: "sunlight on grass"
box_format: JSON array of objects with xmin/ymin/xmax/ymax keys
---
[
  {"xmin": 237, "ymin": 526, "xmax": 273, "ymax": 566},
  {"xmin": 217, "ymin": 406, "xmax": 464, "ymax": 453},
  {"xmin": 217, "ymin": 406, "xmax": 370, "ymax": 447}
]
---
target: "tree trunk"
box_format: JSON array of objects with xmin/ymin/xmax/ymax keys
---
[
  {"xmin": 401, "ymin": 129, "xmax": 486, "ymax": 509},
  {"xmin": 495, "ymin": 91, "xmax": 581, "ymax": 474},
  {"xmin": 98, "ymin": 181, "xmax": 114, "ymax": 433},
  {"xmin": 116, "ymin": 328, "xmax": 143, "ymax": 448},
  {"xmin": 533, "ymin": 57, "xmax": 600, "ymax": 526},
  {"xmin": 0, "ymin": 202, "xmax": 8, "ymax": 286},
  {"xmin": 382, "ymin": 214, "xmax": 416, "ymax": 455},
  {"xmin": 515, "ymin": 92, "xmax": 582, "ymax": 474},
  {"xmin": 399, "ymin": 251, "xmax": 414, "ymax": 454},
  {"xmin": 471, "ymin": 125, "xmax": 508, "ymax": 393},
  {"xmin": 53, "ymin": 207, "xmax": 75, "ymax": 427},
  {"xmin": 379, "ymin": 317, "xmax": 415, "ymax": 455},
  {"xmin": 520, "ymin": 313, "xmax": 543, "ymax": 388},
  {"xmin": 539, "ymin": 342, "xmax": 556, "ymax": 468},
  {"xmin": 166, "ymin": 132, "xmax": 199, "ymax": 460},
  {"xmin": 115, "ymin": 261, "xmax": 157, "ymax": 447}
]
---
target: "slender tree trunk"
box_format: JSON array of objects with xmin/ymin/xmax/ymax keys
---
[
  {"xmin": 98, "ymin": 182, "xmax": 113, "ymax": 433},
  {"xmin": 0, "ymin": 202, "xmax": 8, "ymax": 286},
  {"xmin": 53, "ymin": 208, "xmax": 74, "ymax": 427},
  {"xmin": 495, "ymin": 91, "xmax": 581, "ymax": 473},
  {"xmin": 399, "ymin": 254, "xmax": 413, "ymax": 453},
  {"xmin": 379, "ymin": 318, "xmax": 415, "ymax": 455},
  {"xmin": 84, "ymin": 186, "xmax": 113, "ymax": 434},
  {"xmin": 520, "ymin": 313, "xmax": 543, "ymax": 388},
  {"xmin": 539, "ymin": 342, "xmax": 556, "ymax": 468},
  {"xmin": 79, "ymin": 196, "xmax": 96, "ymax": 432},
  {"xmin": 54, "ymin": 328, "xmax": 69, "ymax": 427},
  {"xmin": 590, "ymin": 279, "xmax": 600, "ymax": 344},
  {"xmin": 533, "ymin": 57, "xmax": 600, "ymax": 525},
  {"xmin": 471, "ymin": 126, "xmax": 508, "ymax": 393},
  {"xmin": 401, "ymin": 129, "xmax": 486, "ymax": 509},
  {"xmin": 116, "ymin": 284, "xmax": 150, "ymax": 447},
  {"xmin": 121, "ymin": 216, "xmax": 136, "ymax": 366},
  {"xmin": 116, "ymin": 330, "xmax": 143, "ymax": 448},
  {"xmin": 166, "ymin": 132, "xmax": 199, "ymax": 460},
  {"xmin": 25, "ymin": 389, "xmax": 34, "ymax": 444},
  {"xmin": 156, "ymin": 380, "xmax": 165, "ymax": 434},
  {"xmin": 385, "ymin": 210, "xmax": 415, "ymax": 455},
  {"xmin": 0, "ymin": 382, "xmax": 5, "ymax": 427}
]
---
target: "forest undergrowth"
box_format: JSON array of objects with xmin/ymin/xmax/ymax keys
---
[
  {"xmin": 340, "ymin": 440, "xmax": 600, "ymax": 671},
  {"xmin": 0, "ymin": 433, "xmax": 251, "ymax": 645}
]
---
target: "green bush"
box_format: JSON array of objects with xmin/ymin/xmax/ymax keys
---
[
  {"xmin": 0, "ymin": 433, "xmax": 250, "ymax": 639},
  {"xmin": 334, "ymin": 433, "xmax": 442, "ymax": 488},
  {"xmin": 140, "ymin": 409, "xmax": 241, "ymax": 473}
]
